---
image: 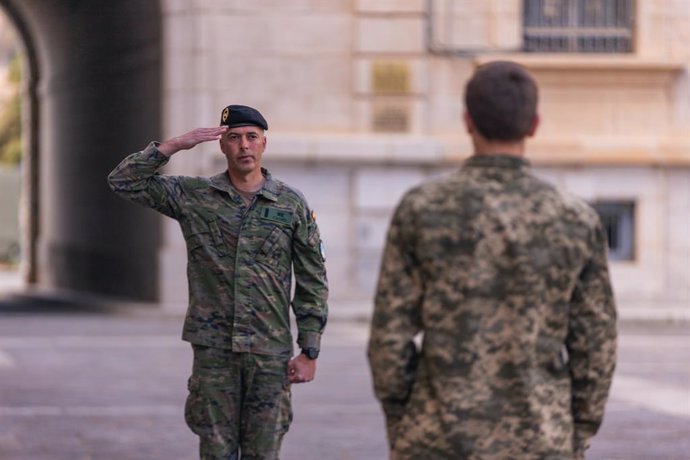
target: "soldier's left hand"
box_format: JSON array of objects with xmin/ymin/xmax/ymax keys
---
[{"xmin": 287, "ymin": 354, "xmax": 317, "ymax": 384}]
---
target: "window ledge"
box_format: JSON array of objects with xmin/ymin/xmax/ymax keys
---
[{"xmin": 474, "ymin": 54, "xmax": 686, "ymax": 73}]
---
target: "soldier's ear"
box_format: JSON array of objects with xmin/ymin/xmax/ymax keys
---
[
  {"xmin": 463, "ymin": 111, "xmax": 475, "ymax": 134},
  {"xmin": 527, "ymin": 114, "xmax": 540, "ymax": 137}
]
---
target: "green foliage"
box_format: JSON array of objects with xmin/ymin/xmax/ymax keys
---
[
  {"xmin": 1, "ymin": 136, "xmax": 21, "ymax": 165},
  {"xmin": 0, "ymin": 54, "xmax": 21, "ymax": 166},
  {"xmin": 8, "ymin": 54, "xmax": 21, "ymax": 84}
]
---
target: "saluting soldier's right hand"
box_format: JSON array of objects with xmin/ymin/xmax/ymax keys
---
[{"xmin": 158, "ymin": 126, "xmax": 228, "ymax": 157}]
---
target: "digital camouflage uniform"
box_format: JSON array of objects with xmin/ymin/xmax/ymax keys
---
[
  {"xmin": 108, "ymin": 142, "xmax": 328, "ymax": 459},
  {"xmin": 368, "ymin": 155, "xmax": 617, "ymax": 460}
]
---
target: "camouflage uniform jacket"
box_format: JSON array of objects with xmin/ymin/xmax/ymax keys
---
[
  {"xmin": 368, "ymin": 154, "xmax": 617, "ymax": 460},
  {"xmin": 108, "ymin": 142, "xmax": 328, "ymax": 356}
]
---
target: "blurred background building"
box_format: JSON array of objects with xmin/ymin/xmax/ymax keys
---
[{"xmin": 0, "ymin": 0, "xmax": 688, "ymax": 319}]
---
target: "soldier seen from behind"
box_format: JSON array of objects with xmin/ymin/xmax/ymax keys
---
[
  {"xmin": 108, "ymin": 105, "xmax": 328, "ymax": 460},
  {"xmin": 368, "ymin": 61, "xmax": 617, "ymax": 460}
]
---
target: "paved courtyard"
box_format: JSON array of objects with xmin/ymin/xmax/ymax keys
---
[{"xmin": 0, "ymin": 292, "xmax": 688, "ymax": 460}]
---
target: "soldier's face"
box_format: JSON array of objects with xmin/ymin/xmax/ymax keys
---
[{"xmin": 219, "ymin": 126, "xmax": 267, "ymax": 175}]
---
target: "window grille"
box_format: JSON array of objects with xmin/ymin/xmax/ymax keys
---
[
  {"xmin": 591, "ymin": 201, "xmax": 635, "ymax": 261},
  {"xmin": 523, "ymin": 0, "xmax": 634, "ymax": 53}
]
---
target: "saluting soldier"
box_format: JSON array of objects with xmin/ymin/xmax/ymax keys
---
[
  {"xmin": 368, "ymin": 61, "xmax": 617, "ymax": 460},
  {"xmin": 108, "ymin": 105, "xmax": 328, "ymax": 460}
]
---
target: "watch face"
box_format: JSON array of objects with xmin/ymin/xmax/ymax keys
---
[{"xmin": 304, "ymin": 348, "xmax": 319, "ymax": 359}]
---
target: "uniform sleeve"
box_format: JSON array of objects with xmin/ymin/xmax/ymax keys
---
[
  {"xmin": 107, "ymin": 142, "xmax": 182, "ymax": 219},
  {"xmin": 291, "ymin": 202, "xmax": 329, "ymax": 352},
  {"xmin": 566, "ymin": 219, "xmax": 618, "ymax": 458},
  {"xmin": 367, "ymin": 193, "xmax": 423, "ymax": 443}
]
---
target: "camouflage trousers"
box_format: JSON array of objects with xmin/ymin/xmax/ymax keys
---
[{"xmin": 185, "ymin": 345, "xmax": 293, "ymax": 460}]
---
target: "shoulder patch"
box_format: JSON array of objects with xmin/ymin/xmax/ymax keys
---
[{"xmin": 261, "ymin": 206, "xmax": 292, "ymax": 224}]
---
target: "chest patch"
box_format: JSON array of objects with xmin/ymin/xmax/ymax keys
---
[{"xmin": 261, "ymin": 206, "xmax": 292, "ymax": 225}]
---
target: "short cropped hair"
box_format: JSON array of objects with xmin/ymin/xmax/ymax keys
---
[{"xmin": 464, "ymin": 61, "xmax": 538, "ymax": 142}]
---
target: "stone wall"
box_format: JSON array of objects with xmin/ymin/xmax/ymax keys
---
[{"xmin": 157, "ymin": 0, "xmax": 690, "ymax": 318}]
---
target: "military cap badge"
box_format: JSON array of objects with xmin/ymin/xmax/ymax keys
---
[{"xmin": 219, "ymin": 104, "xmax": 268, "ymax": 130}]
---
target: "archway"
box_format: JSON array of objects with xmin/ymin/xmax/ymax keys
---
[{"xmin": 0, "ymin": 0, "xmax": 162, "ymax": 301}]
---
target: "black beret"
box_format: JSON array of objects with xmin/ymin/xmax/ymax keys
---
[{"xmin": 219, "ymin": 104, "xmax": 268, "ymax": 130}]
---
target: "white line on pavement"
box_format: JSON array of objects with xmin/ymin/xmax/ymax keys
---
[
  {"xmin": 0, "ymin": 335, "xmax": 184, "ymax": 349},
  {"xmin": 611, "ymin": 374, "xmax": 690, "ymax": 420},
  {"xmin": 0, "ymin": 404, "xmax": 180, "ymax": 417},
  {"xmin": 619, "ymin": 334, "xmax": 690, "ymax": 349},
  {"xmin": 0, "ymin": 348, "xmax": 14, "ymax": 368}
]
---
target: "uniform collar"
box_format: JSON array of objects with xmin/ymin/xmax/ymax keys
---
[
  {"xmin": 464, "ymin": 154, "xmax": 530, "ymax": 169},
  {"xmin": 210, "ymin": 167, "xmax": 279, "ymax": 202}
]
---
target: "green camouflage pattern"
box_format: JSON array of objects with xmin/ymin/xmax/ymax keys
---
[
  {"xmin": 108, "ymin": 142, "xmax": 328, "ymax": 356},
  {"xmin": 185, "ymin": 345, "xmax": 292, "ymax": 459},
  {"xmin": 368, "ymin": 154, "xmax": 617, "ymax": 460}
]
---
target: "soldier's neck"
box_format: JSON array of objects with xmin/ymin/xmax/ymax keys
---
[
  {"xmin": 227, "ymin": 169, "xmax": 265, "ymax": 194},
  {"xmin": 473, "ymin": 137, "xmax": 526, "ymax": 157}
]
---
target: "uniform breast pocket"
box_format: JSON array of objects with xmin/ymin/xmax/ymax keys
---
[
  {"xmin": 256, "ymin": 226, "xmax": 292, "ymax": 278},
  {"xmin": 182, "ymin": 219, "xmax": 230, "ymax": 259}
]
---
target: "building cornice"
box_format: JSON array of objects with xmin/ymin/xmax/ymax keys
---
[{"xmin": 224, "ymin": 133, "xmax": 690, "ymax": 168}]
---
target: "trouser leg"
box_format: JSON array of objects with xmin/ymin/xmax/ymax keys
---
[
  {"xmin": 185, "ymin": 345, "xmax": 242, "ymax": 460},
  {"xmin": 185, "ymin": 346, "xmax": 293, "ymax": 460},
  {"xmin": 239, "ymin": 354, "xmax": 293, "ymax": 460}
]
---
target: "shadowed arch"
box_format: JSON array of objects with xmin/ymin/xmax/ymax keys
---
[{"xmin": 0, "ymin": 0, "xmax": 163, "ymax": 301}]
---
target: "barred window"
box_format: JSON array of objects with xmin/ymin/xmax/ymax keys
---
[
  {"xmin": 591, "ymin": 201, "xmax": 635, "ymax": 261},
  {"xmin": 524, "ymin": 0, "xmax": 634, "ymax": 53}
]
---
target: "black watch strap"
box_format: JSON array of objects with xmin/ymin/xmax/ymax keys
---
[{"xmin": 301, "ymin": 347, "xmax": 319, "ymax": 360}]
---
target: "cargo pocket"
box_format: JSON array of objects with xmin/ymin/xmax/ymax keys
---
[
  {"xmin": 184, "ymin": 374, "xmax": 236, "ymax": 438},
  {"xmin": 185, "ymin": 373, "xmax": 241, "ymax": 458},
  {"xmin": 184, "ymin": 375, "xmax": 215, "ymax": 438}
]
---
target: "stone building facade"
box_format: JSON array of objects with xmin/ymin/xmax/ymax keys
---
[{"xmin": 157, "ymin": 0, "xmax": 689, "ymax": 319}]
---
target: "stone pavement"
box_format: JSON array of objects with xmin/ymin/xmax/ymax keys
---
[{"xmin": 0, "ymin": 296, "xmax": 688, "ymax": 460}]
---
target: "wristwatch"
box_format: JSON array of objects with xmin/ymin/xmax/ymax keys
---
[{"xmin": 301, "ymin": 347, "xmax": 319, "ymax": 360}]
